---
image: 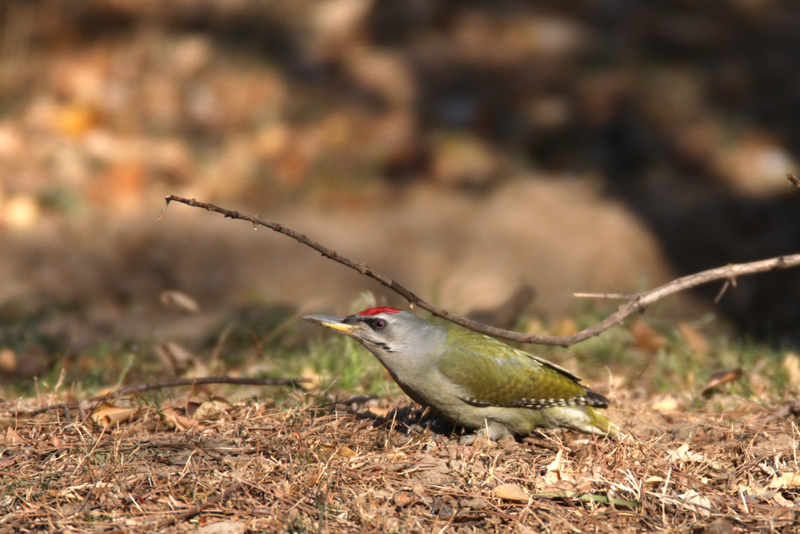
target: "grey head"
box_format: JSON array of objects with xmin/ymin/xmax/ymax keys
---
[{"xmin": 303, "ymin": 307, "xmax": 447, "ymax": 371}]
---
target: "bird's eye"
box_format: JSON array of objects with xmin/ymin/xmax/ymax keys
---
[{"xmin": 373, "ymin": 319, "xmax": 387, "ymax": 330}]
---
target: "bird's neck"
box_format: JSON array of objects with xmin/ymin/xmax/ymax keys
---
[{"xmin": 367, "ymin": 322, "xmax": 448, "ymax": 378}]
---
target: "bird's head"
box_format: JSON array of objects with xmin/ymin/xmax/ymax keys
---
[{"xmin": 304, "ymin": 307, "xmax": 444, "ymax": 360}]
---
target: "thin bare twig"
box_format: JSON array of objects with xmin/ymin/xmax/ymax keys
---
[
  {"xmin": 154, "ymin": 481, "xmax": 245, "ymax": 530},
  {"xmin": 162, "ymin": 194, "xmax": 800, "ymax": 347},
  {"xmin": 573, "ymin": 293, "xmax": 636, "ymax": 300},
  {"xmin": 714, "ymin": 279, "xmax": 731, "ymax": 304},
  {"xmin": 19, "ymin": 376, "xmax": 308, "ymax": 417},
  {"xmin": 100, "ymin": 481, "xmax": 245, "ymax": 534}
]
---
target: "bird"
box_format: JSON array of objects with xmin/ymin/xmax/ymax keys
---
[{"xmin": 304, "ymin": 306, "xmax": 621, "ymax": 440}]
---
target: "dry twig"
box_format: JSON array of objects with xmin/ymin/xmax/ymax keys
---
[
  {"xmin": 99, "ymin": 481, "xmax": 245, "ymax": 534},
  {"xmin": 161, "ymin": 192, "xmax": 800, "ymax": 347},
  {"xmin": 154, "ymin": 481, "xmax": 245, "ymax": 530}
]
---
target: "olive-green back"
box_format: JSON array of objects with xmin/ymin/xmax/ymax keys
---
[{"xmin": 437, "ymin": 326, "xmax": 589, "ymax": 406}]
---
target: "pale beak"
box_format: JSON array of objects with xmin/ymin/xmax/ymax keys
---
[{"xmin": 304, "ymin": 315, "xmax": 361, "ymax": 335}]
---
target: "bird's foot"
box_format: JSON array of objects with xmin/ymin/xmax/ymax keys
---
[
  {"xmin": 458, "ymin": 423, "xmax": 514, "ymax": 446},
  {"xmin": 458, "ymin": 433, "xmax": 478, "ymax": 446}
]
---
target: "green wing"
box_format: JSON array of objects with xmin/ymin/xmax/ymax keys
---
[{"xmin": 438, "ymin": 327, "xmax": 606, "ymax": 409}]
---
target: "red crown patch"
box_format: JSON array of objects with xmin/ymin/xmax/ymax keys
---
[{"xmin": 357, "ymin": 307, "xmax": 402, "ymax": 316}]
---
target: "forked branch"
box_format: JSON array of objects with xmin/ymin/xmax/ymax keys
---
[{"xmin": 161, "ymin": 191, "xmax": 800, "ymax": 347}]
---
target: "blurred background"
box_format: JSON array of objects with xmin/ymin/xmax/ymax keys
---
[{"xmin": 2, "ymin": 0, "xmax": 800, "ymax": 384}]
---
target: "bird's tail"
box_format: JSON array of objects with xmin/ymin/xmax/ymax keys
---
[{"xmin": 544, "ymin": 405, "xmax": 624, "ymax": 439}]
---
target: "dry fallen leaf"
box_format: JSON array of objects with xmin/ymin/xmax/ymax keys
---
[
  {"xmin": 393, "ymin": 492, "xmax": 415, "ymax": 507},
  {"xmin": 192, "ymin": 397, "xmax": 233, "ymax": 420},
  {"xmin": 669, "ymin": 443, "xmax": 705, "ymax": 463},
  {"xmin": 159, "ymin": 290, "xmax": 201, "ymax": 314},
  {"xmin": 772, "ymin": 493, "xmax": 794, "ymax": 507},
  {"xmin": 542, "ymin": 449, "xmax": 576, "ymax": 487},
  {"xmin": 768, "ymin": 472, "xmax": 800, "ymax": 490},
  {"xmin": 338, "ymin": 446, "xmax": 357, "ymax": 458},
  {"xmin": 3, "ymin": 427, "xmax": 26, "ymax": 445},
  {"xmin": 492, "ymin": 483, "xmax": 529, "ymax": 502},
  {"xmin": 737, "ymin": 482, "xmax": 763, "ymax": 496},
  {"xmin": 700, "ymin": 368, "xmax": 743, "ymax": 397},
  {"xmin": 162, "ymin": 407, "xmax": 199, "ymax": 431},
  {"xmin": 90, "ymin": 402, "xmax": 137, "ymax": 427},
  {"xmin": 461, "ymin": 496, "xmax": 489, "ymax": 510}
]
